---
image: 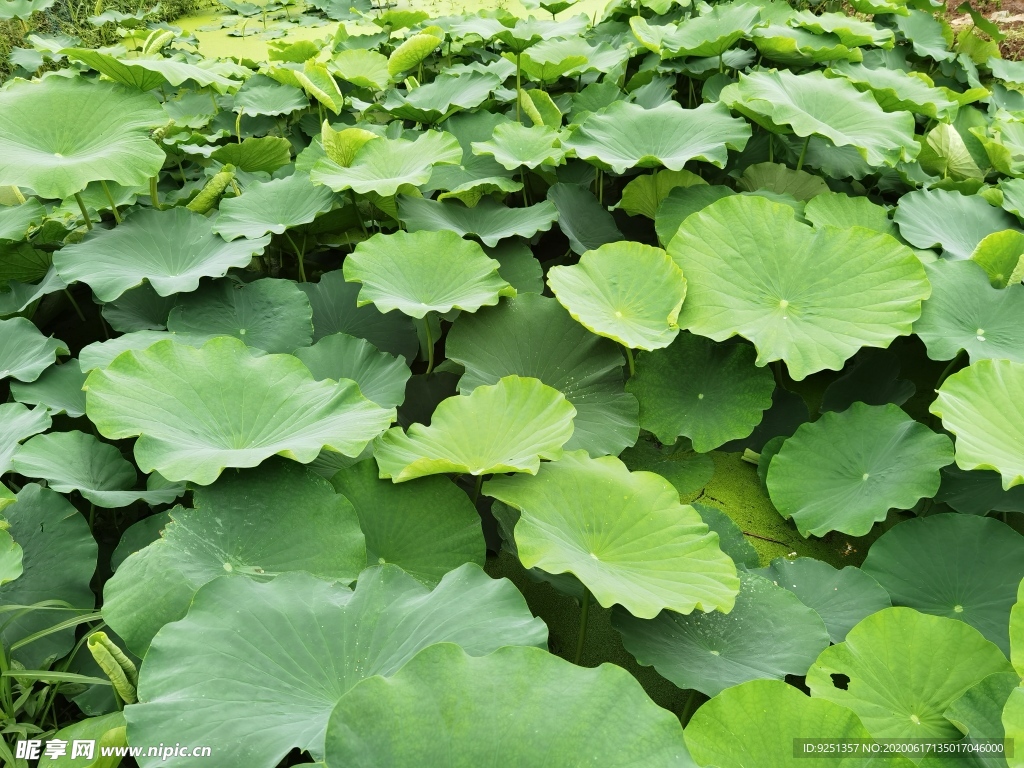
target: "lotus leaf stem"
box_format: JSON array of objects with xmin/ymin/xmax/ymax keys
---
[
  {"xmin": 284, "ymin": 231, "xmax": 307, "ymax": 282},
  {"xmin": 573, "ymin": 587, "xmax": 591, "ymax": 665},
  {"xmin": 64, "ymin": 290, "xmax": 86, "ymax": 324},
  {"xmin": 100, "ymin": 181, "xmax": 121, "ymax": 224},
  {"xmin": 472, "ymin": 475, "xmax": 483, "ymax": 504},
  {"xmin": 515, "ymin": 53, "xmax": 522, "ymax": 123},
  {"xmin": 149, "ymin": 176, "xmax": 161, "ymax": 210},
  {"xmin": 74, "ymin": 193, "xmax": 93, "ymax": 230},
  {"xmin": 797, "ymin": 135, "xmax": 810, "ymax": 171},
  {"xmin": 423, "ymin": 315, "xmax": 435, "ymax": 374},
  {"xmin": 624, "ymin": 345, "xmax": 635, "ymax": 377}
]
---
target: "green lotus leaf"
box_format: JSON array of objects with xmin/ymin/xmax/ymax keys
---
[
  {"xmin": 124, "ymin": 563, "xmax": 547, "ymax": 767},
  {"xmin": 0, "ymin": 402, "xmax": 51, "ymax": 474},
  {"xmin": 471, "ymin": 123, "xmax": 567, "ymax": 170},
  {"xmin": 343, "ymin": 230, "xmax": 514, "ymax": 318},
  {"xmin": 687, "ymin": 501, "xmax": 759, "ymax": 569},
  {"xmin": 862, "ymin": 514, "xmax": 1024, "ymax": 656},
  {"xmin": 629, "ymin": 4, "xmax": 763, "ymax": 58},
  {"xmin": 330, "ymin": 459, "xmax": 484, "ymax": 586},
  {"xmin": 398, "ymin": 196, "xmax": 558, "ymax": 247},
  {"xmin": 918, "ymin": 123, "xmax": 986, "ymax": 183},
  {"xmin": 619, "ymin": 438, "xmax": 715, "ymax": 498},
  {"xmin": 297, "ymin": 270, "xmax": 419, "ymax": 359},
  {"xmin": 0, "ymin": 316, "xmax": 67, "ymax": 383},
  {"xmin": 668, "ymin": 195, "xmax": 930, "ymax": 380},
  {"xmin": 270, "ymin": 60, "xmax": 345, "ymax": 114},
  {"xmin": 233, "ymin": 73, "xmax": 309, "ymax": 116},
  {"xmin": 211, "ymin": 137, "xmax": 292, "ymax": 174},
  {"xmin": 626, "ymin": 333, "xmax": 775, "ymax": 452},
  {"xmin": 617, "ymin": 169, "xmax": 706, "ymax": 220},
  {"xmin": 294, "ymin": 332, "xmax": 411, "ymax": 409},
  {"xmin": 311, "ymin": 131, "xmax": 461, "ymax": 195},
  {"xmin": 970, "ymin": 229, "xmax": 1024, "ymax": 289},
  {"xmin": 0, "ymin": 241, "xmax": 50, "ymax": 288},
  {"xmin": 894, "ymin": 189, "xmax": 1019, "ymax": 261},
  {"xmin": 383, "ymin": 71, "xmax": 500, "ymax": 123},
  {"xmin": 828, "ymin": 63, "xmax": 961, "ymax": 121},
  {"xmin": 487, "ymin": 241, "xmax": 543, "ymax": 294},
  {"xmin": 1012, "ymin": 578, "xmax": 1024, "ymax": 675},
  {"xmin": 804, "ymin": 192, "xmax": 898, "ymax": 237},
  {"xmin": 10, "ymin": 358, "xmax": 86, "ymax": 418},
  {"xmin": 0, "ymin": 198, "xmax": 44, "ymax": 242},
  {"xmin": 1006, "ymin": 688, "xmax": 1024, "ymax": 768},
  {"xmin": 515, "ymin": 37, "xmax": 628, "ymax": 82},
  {"xmin": 0, "ymin": 484, "xmax": 14, "ymax": 514},
  {"xmin": 807, "ymin": 607, "xmax": 1014, "ymax": 739},
  {"xmin": 65, "ymin": 49, "xmax": 239, "ymax": 92},
  {"xmin": 720, "ymin": 69, "xmax": 918, "ymax": 167},
  {"xmin": 55, "ymin": 207, "xmax": 270, "ymax": 303},
  {"xmin": 85, "ymin": 336, "xmax": 395, "ymax": 485},
  {"xmin": 12, "ymin": 431, "xmax": 181, "ymax": 509},
  {"xmin": 752, "ymin": 26, "xmax": 864, "ymax": 67},
  {"xmin": 374, "ymin": 376, "xmax": 575, "ymax": 481},
  {"xmin": 767, "ymin": 403, "xmax": 952, "ymax": 537},
  {"xmin": 435, "ymin": 176, "xmax": 524, "ymax": 208},
  {"xmin": 736, "ymin": 162, "xmax": 830, "ymax": 201},
  {"xmin": 819, "ymin": 347, "xmax": 915, "ymax": 413},
  {"xmin": 166, "ymin": 277, "xmax": 313, "ymax": 354},
  {"xmin": 754, "ymin": 557, "xmax": 891, "ymax": 643},
  {"xmin": 330, "ymin": 48, "xmax": 390, "ymax": 90},
  {"xmin": 485, "ymin": 450, "xmax": 739, "ymax": 619},
  {"xmin": 0, "ymin": 77, "xmax": 165, "ymax": 200},
  {"xmin": 684, "ymin": 679, "xmax": 884, "ymax": 768},
  {"xmin": 79, "ymin": 331, "xmax": 213, "ymax": 372},
  {"xmin": 614, "ymin": 571, "xmax": 827, "ymax": 696},
  {"xmin": 935, "ymin": 465, "xmax": 1024, "ymax": 516},
  {"xmin": 562, "ymin": 100, "xmax": 751, "ymax": 175},
  {"xmin": 943, "ymin": 669, "xmax": 1020, "ymax": 759},
  {"xmin": 445, "ymin": 293, "xmax": 638, "ymax": 457},
  {"xmin": 915, "ymin": 260, "xmax": 1024, "ymax": 364},
  {"xmin": 42, "ymin": 711, "xmax": 127, "ymax": 767},
  {"xmin": 387, "ymin": 32, "xmax": 442, "ymax": 77},
  {"xmin": 325, "ymin": 643, "xmax": 692, "ymax": 768},
  {"xmin": 520, "ymin": 87, "xmax": 563, "ymax": 129},
  {"xmin": 547, "ymin": 182, "xmax": 624, "ymax": 255},
  {"xmin": 547, "ymin": 241, "xmax": 686, "ymax": 351},
  {"xmin": 791, "ymin": 11, "xmax": 895, "ymax": 47},
  {"xmin": 0, "ymin": 0, "xmax": 56, "ymax": 20},
  {"xmin": 104, "ymin": 460, "xmax": 365, "ymax": 655},
  {"xmin": 655, "ymin": 185, "xmax": 736, "ymax": 245},
  {"xmin": 930, "ymin": 359, "xmax": 1024, "ymax": 490},
  {"xmin": 893, "ymin": 10, "xmax": 954, "ymax": 61},
  {"xmin": 0, "ymin": 485, "xmax": 97, "ymax": 668},
  {"xmin": 213, "ymin": 173, "xmax": 337, "ymax": 241},
  {"xmin": 0, "ymin": 528, "xmax": 23, "ymax": 587}
]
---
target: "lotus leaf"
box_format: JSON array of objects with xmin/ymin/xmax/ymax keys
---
[
  {"xmin": 65, "ymin": 49, "xmax": 239, "ymax": 92},
  {"xmin": 629, "ymin": 4, "xmax": 763, "ymax": 58},
  {"xmin": 295, "ymin": 332, "xmax": 411, "ymax": 409},
  {"xmin": 547, "ymin": 182, "xmax": 624, "ymax": 255},
  {"xmin": 0, "ymin": 402, "xmax": 51, "ymax": 474},
  {"xmin": 397, "ymin": 196, "xmax": 558, "ymax": 247},
  {"xmin": 311, "ymin": 131, "xmax": 461, "ymax": 195},
  {"xmin": 471, "ymin": 122, "xmax": 566, "ymax": 170},
  {"xmin": 233, "ymin": 73, "xmax": 309, "ymax": 116},
  {"xmin": 617, "ymin": 169, "xmax": 706, "ymax": 220},
  {"xmin": 0, "ymin": 316, "xmax": 67, "ymax": 383},
  {"xmin": 213, "ymin": 173, "xmax": 337, "ymax": 241},
  {"xmin": 894, "ymin": 189, "xmax": 1019, "ymax": 261}
]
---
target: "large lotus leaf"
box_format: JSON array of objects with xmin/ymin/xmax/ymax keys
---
[
  {"xmin": 752, "ymin": 26, "xmax": 864, "ymax": 67},
  {"xmin": 667, "ymin": 195, "xmax": 930, "ymax": 380},
  {"xmin": 614, "ymin": 571, "xmax": 827, "ymax": 697},
  {"xmin": 0, "ymin": 0, "xmax": 56, "ymax": 20},
  {"xmin": 655, "ymin": 185, "xmax": 736, "ymax": 245},
  {"xmin": 387, "ymin": 32, "xmax": 442, "ymax": 77},
  {"xmin": 617, "ymin": 169, "xmax": 707, "ymax": 221},
  {"xmin": 104, "ymin": 460, "xmax": 366, "ymax": 655},
  {"xmin": 547, "ymin": 241, "xmax": 686, "ymax": 351},
  {"xmin": 684, "ymin": 679, "xmax": 888, "ymax": 768},
  {"xmin": 470, "ymin": 123, "xmax": 567, "ymax": 170},
  {"xmin": 298, "ymin": 270, "xmax": 418, "ymax": 358},
  {"xmin": 915, "ymin": 260, "xmax": 1024, "ymax": 363},
  {"xmin": 79, "ymin": 331, "xmax": 213, "ymax": 372},
  {"xmin": 942, "ymin": 669, "xmax": 1020, "ymax": 760},
  {"xmin": 330, "ymin": 49, "xmax": 390, "ymax": 90},
  {"xmin": 894, "ymin": 189, "xmax": 1019, "ymax": 261},
  {"xmin": 935, "ymin": 465, "xmax": 1024, "ymax": 517},
  {"xmin": 791, "ymin": 11, "xmax": 895, "ymax": 47},
  {"xmin": 970, "ymin": 230, "xmax": 1024, "ymax": 289},
  {"xmin": 626, "ymin": 333, "xmax": 775, "ymax": 452},
  {"xmin": 233, "ymin": 73, "xmax": 309, "ymax": 116},
  {"xmin": 211, "ymin": 137, "xmax": 292, "ymax": 174},
  {"xmin": 55, "ymin": 207, "xmax": 270, "ymax": 302},
  {"xmin": 10, "ymin": 358, "xmax": 88, "ymax": 417},
  {"xmin": 124, "ymin": 564, "xmax": 547, "ymax": 767},
  {"xmin": 1013, "ymin": 579, "xmax": 1024, "ymax": 676},
  {"xmin": 0, "ymin": 264, "xmax": 67, "ymax": 316},
  {"xmin": 213, "ymin": 173, "xmax": 337, "ymax": 241},
  {"xmin": 343, "ymin": 230, "xmax": 514, "ymax": 319},
  {"xmin": 818, "ymin": 348, "xmax": 914, "ymax": 413},
  {"xmin": 65, "ymin": 49, "xmax": 239, "ymax": 92},
  {"xmin": 0, "ymin": 198, "xmax": 44, "ymax": 241},
  {"xmin": 383, "ymin": 71, "xmax": 500, "ymax": 123},
  {"xmin": 166, "ymin": 278, "xmax": 313, "ymax": 354},
  {"xmin": 397, "ymin": 196, "xmax": 558, "ymax": 247},
  {"xmin": 562, "ymin": 100, "xmax": 750, "ymax": 175},
  {"xmin": 930, "ymin": 359, "xmax": 1024, "ymax": 490},
  {"xmin": 325, "ymin": 643, "xmax": 692, "ymax": 768},
  {"xmin": 827, "ymin": 62, "xmax": 962, "ymax": 121},
  {"xmin": 330, "ymin": 459, "xmax": 483, "ymax": 586},
  {"xmin": 1004, "ymin": 689, "xmax": 1024, "ymax": 768},
  {"xmin": 862, "ymin": 514, "xmax": 1024, "ymax": 656},
  {"xmin": 736, "ymin": 162, "xmax": 830, "ymax": 201},
  {"xmin": 0, "ymin": 485, "xmax": 97, "ymax": 668},
  {"xmin": 485, "ymin": 450, "xmax": 739, "ymax": 619},
  {"xmin": 766, "ymin": 403, "xmax": 953, "ymax": 537},
  {"xmin": 0, "ymin": 316, "xmax": 67, "ymax": 383},
  {"xmin": 516, "ymin": 37, "xmax": 628, "ymax": 82},
  {"xmin": 619, "ymin": 438, "xmax": 715, "ymax": 498},
  {"xmin": 630, "ymin": 4, "xmax": 762, "ymax": 58},
  {"xmin": 445, "ymin": 293, "xmax": 638, "ymax": 457},
  {"xmin": 804, "ymin": 192, "xmax": 898, "ymax": 238},
  {"xmin": 295, "ymin": 332, "xmax": 410, "ymax": 410},
  {"xmin": 12, "ymin": 431, "xmax": 180, "ymax": 509},
  {"xmin": 0, "ymin": 77, "xmax": 165, "ymax": 199},
  {"xmin": 84, "ymin": 336, "xmax": 395, "ymax": 485},
  {"xmin": 0, "ymin": 402, "xmax": 50, "ymax": 473},
  {"xmin": 0, "ymin": 528, "xmax": 22, "ymax": 587},
  {"xmin": 547, "ymin": 182, "xmax": 625, "ymax": 255},
  {"xmin": 720, "ymin": 69, "xmax": 918, "ymax": 167},
  {"xmin": 310, "ymin": 131, "xmax": 461, "ymax": 195},
  {"xmin": 754, "ymin": 557, "xmax": 891, "ymax": 643},
  {"xmin": 374, "ymin": 376, "xmax": 575, "ymax": 481},
  {"xmin": 807, "ymin": 608, "xmax": 1014, "ymax": 739}
]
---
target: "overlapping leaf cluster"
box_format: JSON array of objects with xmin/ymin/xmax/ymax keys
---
[{"xmin": 1, "ymin": 0, "xmax": 1024, "ymax": 763}]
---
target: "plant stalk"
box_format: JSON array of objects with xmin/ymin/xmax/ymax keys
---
[
  {"xmin": 797, "ymin": 135, "xmax": 810, "ymax": 171},
  {"xmin": 100, "ymin": 181, "xmax": 121, "ymax": 223},
  {"xmin": 423, "ymin": 316, "xmax": 435, "ymax": 375},
  {"xmin": 74, "ymin": 193, "xmax": 93, "ymax": 230},
  {"xmin": 624, "ymin": 345, "xmax": 635, "ymax": 377},
  {"xmin": 472, "ymin": 475, "xmax": 483, "ymax": 504},
  {"xmin": 515, "ymin": 52, "xmax": 522, "ymax": 123},
  {"xmin": 573, "ymin": 588, "xmax": 591, "ymax": 665}
]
